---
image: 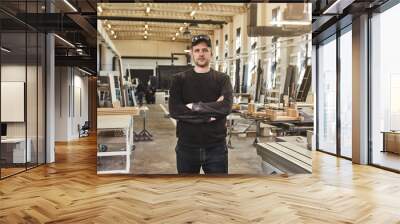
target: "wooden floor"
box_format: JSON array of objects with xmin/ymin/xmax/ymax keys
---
[
  {"xmin": 1, "ymin": 135, "xmax": 400, "ymax": 223},
  {"xmin": 372, "ymin": 151, "xmax": 400, "ymax": 171}
]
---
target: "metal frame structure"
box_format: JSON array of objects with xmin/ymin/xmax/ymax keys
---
[
  {"xmin": 314, "ymin": 0, "xmax": 400, "ymax": 172},
  {"xmin": 0, "ymin": 0, "xmax": 47, "ymax": 179}
]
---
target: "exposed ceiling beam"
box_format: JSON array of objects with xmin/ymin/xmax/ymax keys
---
[
  {"xmin": 115, "ymin": 35, "xmax": 190, "ymax": 42},
  {"xmin": 67, "ymin": 14, "xmax": 97, "ymax": 46},
  {"xmin": 101, "ymin": 10, "xmax": 233, "ymax": 22},
  {"xmin": 99, "ymin": 3, "xmax": 247, "ymax": 14},
  {"xmin": 98, "ymin": 16, "xmax": 227, "ymax": 25},
  {"xmin": 110, "ymin": 24, "xmax": 217, "ymax": 32}
]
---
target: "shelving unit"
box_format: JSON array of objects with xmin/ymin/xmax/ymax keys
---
[{"xmin": 97, "ymin": 115, "xmax": 134, "ymax": 174}]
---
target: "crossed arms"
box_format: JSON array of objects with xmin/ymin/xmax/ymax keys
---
[{"xmin": 168, "ymin": 74, "xmax": 233, "ymax": 124}]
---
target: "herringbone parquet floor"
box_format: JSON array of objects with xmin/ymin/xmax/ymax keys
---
[{"xmin": 1, "ymin": 135, "xmax": 400, "ymax": 223}]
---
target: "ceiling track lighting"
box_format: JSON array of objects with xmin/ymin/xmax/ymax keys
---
[
  {"xmin": 1, "ymin": 47, "xmax": 11, "ymax": 53},
  {"xmin": 54, "ymin": 34, "xmax": 75, "ymax": 48},
  {"xmin": 322, "ymin": 0, "xmax": 353, "ymax": 15},
  {"xmin": 63, "ymin": 0, "xmax": 78, "ymax": 12},
  {"xmin": 78, "ymin": 67, "xmax": 92, "ymax": 76}
]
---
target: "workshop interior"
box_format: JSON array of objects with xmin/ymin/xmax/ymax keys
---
[{"xmin": 96, "ymin": 2, "xmax": 313, "ymax": 175}]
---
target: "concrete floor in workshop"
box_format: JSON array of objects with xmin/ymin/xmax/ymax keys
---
[{"xmin": 129, "ymin": 104, "xmax": 274, "ymax": 174}]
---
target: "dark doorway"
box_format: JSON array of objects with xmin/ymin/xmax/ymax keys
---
[{"xmin": 130, "ymin": 69, "xmax": 153, "ymax": 86}]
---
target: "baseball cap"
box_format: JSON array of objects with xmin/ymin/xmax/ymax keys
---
[{"xmin": 191, "ymin": 35, "xmax": 212, "ymax": 48}]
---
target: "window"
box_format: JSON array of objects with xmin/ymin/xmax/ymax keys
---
[
  {"xmin": 339, "ymin": 27, "xmax": 352, "ymax": 158},
  {"xmin": 370, "ymin": 3, "xmax": 400, "ymax": 171},
  {"xmin": 236, "ymin": 28, "xmax": 241, "ymax": 54},
  {"xmin": 317, "ymin": 36, "xmax": 337, "ymax": 154}
]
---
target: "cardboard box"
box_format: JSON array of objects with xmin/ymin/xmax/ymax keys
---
[
  {"xmin": 287, "ymin": 108, "xmax": 299, "ymax": 117},
  {"xmin": 248, "ymin": 103, "xmax": 255, "ymax": 114}
]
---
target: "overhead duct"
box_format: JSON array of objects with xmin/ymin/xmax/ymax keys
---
[{"xmin": 247, "ymin": 4, "xmax": 311, "ymax": 37}]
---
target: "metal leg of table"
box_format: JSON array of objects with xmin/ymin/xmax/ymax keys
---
[
  {"xmin": 253, "ymin": 120, "xmax": 260, "ymax": 146},
  {"xmin": 134, "ymin": 115, "xmax": 153, "ymax": 142},
  {"xmin": 227, "ymin": 120, "xmax": 234, "ymax": 149}
]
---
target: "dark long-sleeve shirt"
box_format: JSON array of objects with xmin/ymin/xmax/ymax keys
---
[{"xmin": 168, "ymin": 68, "xmax": 233, "ymax": 147}]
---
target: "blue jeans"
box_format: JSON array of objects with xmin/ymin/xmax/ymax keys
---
[{"xmin": 175, "ymin": 144, "xmax": 228, "ymax": 174}]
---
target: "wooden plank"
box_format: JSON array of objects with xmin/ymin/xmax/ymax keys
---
[
  {"xmin": 97, "ymin": 107, "xmax": 140, "ymax": 116},
  {"xmin": 97, "ymin": 115, "xmax": 132, "ymax": 129}
]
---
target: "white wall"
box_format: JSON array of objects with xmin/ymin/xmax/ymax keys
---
[
  {"xmin": 113, "ymin": 40, "xmax": 189, "ymax": 74},
  {"xmin": 1, "ymin": 63, "xmax": 46, "ymax": 163},
  {"xmin": 54, "ymin": 67, "xmax": 89, "ymax": 141},
  {"xmin": 1, "ymin": 65, "xmax": 30, "ymax": 137},
  {"xmin": 115, "ymin": 40, "xmax": 188, "ymax": 57}
]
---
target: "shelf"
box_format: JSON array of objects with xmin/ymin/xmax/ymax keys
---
[
  {"xmin": 98, "ymin": 151, "xmax": 130, "ymax": 157},
  {"xmin": 98, "ymin": 143, "xmax": 127, "ymax": 153},
  {"xmin": 97, "ymin": 115, "xmax": 134, "ymax": 174}
]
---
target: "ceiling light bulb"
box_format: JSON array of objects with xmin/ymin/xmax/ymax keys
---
[
  {"xmin": 190, "ymin": 10, "xmax": 196, "ymax": 17},
  {"xmin": 97, "ymin": 6, "xmax": 103, "ymax": 13},
  {"xmin": 144, "ymin": 35, "xmax": 148, "ymax": 39},
  {"xmin": 176, "ymin": 32, "xmax": 179, "ymax": 36},
  {"xmin": 145, "ymin": 24, "xmax": 149, "ymax": 29},
  {"xmin": 114, "ymin": 35, "xmax": 117, "ymax": 39},
  {"xmin": 179, "ymin": 27, "xmax": 183, "ymax": 32},
  {"xmin": 111, "ymin": 30, "xmax": 115, "ymax": 35},
  {"xmin": 146, "ymin": 7, "xmax": 150, "ymax": 13},
  {"xmin": 107, "ymin": 24, "xmax": 111, "ymax": 29},
  {"xmin": 144, "ymin": 30, "xmax": 148, "ymax": 35},
  {"xmin": 172, "ymin": 37, "xmax": 176, "ymax": 41}
]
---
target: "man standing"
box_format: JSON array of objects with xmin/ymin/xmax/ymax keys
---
[{"xmin": 169, "ymin": 35, "xmax": 233, "ymax": 174}]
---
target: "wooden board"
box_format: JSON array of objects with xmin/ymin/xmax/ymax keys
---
[
  {"xmin": 270, "ymin": 115, "xmax": 300, "ymax": 121},
  {"xmin": 97, "ymin": 115, "xmax": 132, "ymax": 129},
  {"xmin": 97, "ymin": 107, "xmax": 140, "ymax": 116}
]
